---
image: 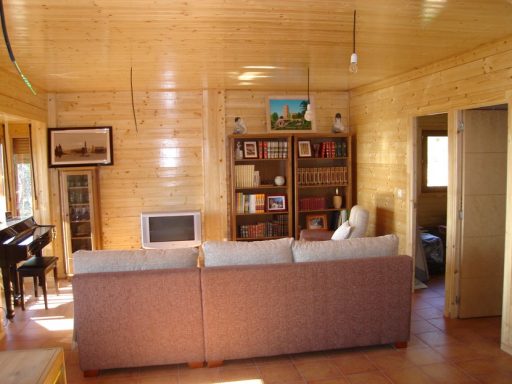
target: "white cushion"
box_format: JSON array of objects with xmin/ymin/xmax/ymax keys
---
[
  {"xmin": 292, "ymin": 234, "xmax": 399, "ymax": 263},
  {"xmin": 331, "ymin": 221, "xmax": 352, "ymax": 240},
  {"xmin": 202, "ymin": 237, "xmax": 293, "ymax": 267},
  {"xmin": 73, "ymin": 248, "xmax": 198, "ymax": 274}
]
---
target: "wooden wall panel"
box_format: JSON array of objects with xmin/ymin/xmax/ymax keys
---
[
  {"xmin": 225, "ymin": 90, "xmax": 349, "ymax": 134},
  {"xmin": 349, "ymin": 36, "xmax": 512, "ymax": 353},
  {"xmin": 53, "ymin": 91, "xmax": 205, "ymax": 250},
  {"xmin": 0, "ymin": 69, "xmax": 46, "ymax": 122}
]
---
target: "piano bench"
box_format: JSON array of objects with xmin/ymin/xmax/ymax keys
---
[{"xmin": 17, "ymin": 256, "xmax": 59, "ymax": 311}]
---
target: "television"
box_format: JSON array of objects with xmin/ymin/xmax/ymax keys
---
[{"xmin": 140, "ymin": 211, "xmax": 201, "ymax": 249}]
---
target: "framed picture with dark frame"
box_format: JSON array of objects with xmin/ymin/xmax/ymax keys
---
[
  {"xmin": 243, "ymin": 141, "xmax": 258, "ymax": 159},
  {"xmin": 298, "ymin": 140, "xmax": 312, "ymax": 157},
  {"xmin": 306, "ymin": 213, "xmax": 328, "ymax": 230},
  {"xmin": 48, "ymin": 126, "xmax": 113, "ymax": 167},
  {"xmin": 267, "ymin": 195, "xmax": 286, "ymax": 211}
]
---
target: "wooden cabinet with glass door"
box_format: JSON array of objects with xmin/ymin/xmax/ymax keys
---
[
  {"xmin": 229, "ymin": 134, "xmax": 293, "ymax": 240},
  {"xmin": 59, "ymin": 167, "xmax": 101, "ymax": 275},
  {"xmin": 294, "ymin": 134, "xmax": 352, "ymax": 238}
]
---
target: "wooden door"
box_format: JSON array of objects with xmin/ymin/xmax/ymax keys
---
[{"xmin": 458, "ymin": 109, "xmax": 507, "ymax": 318}]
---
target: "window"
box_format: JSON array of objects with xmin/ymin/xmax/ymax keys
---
[
  {"xmin": 12, "ymin": 138, "xmax": 33, "ymax": 217},
  {"xmin": 422, "ymin": 131, "xmax": 448, "ymax": 192}
]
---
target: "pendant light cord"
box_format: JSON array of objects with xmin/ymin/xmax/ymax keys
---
[
  {"xmin": 307, "ymin": 67, "xmax": 310, "ymax": 102},
  {"xmin": 130, "ymin": 67, "xmax": 139, "ymax": 133},
  {"xmin": 352, "ymin": 10, "xmax": 356, "ymax": 54}
]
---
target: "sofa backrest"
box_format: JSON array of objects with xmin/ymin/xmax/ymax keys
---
[
  {"xmin": 73, "ymin": 248, "xmax": 198, "ymax": 274},
  {"xmin": 292, "ymin": 234, "xmax": 398, "ymax": 263},
  {"xmin": 200, "ymin": 255, "xmax": 412, "ymax": 362}
]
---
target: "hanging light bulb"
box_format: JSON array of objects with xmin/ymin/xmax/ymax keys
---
[
  {"xmin": 349, "ymin": 10, "xmax": 358, "ymax": 73},
  {"xmin": 304, "ymin": 67, "xmax": 313, "ymax": 121},
  {"xmin": 304, "ymin": 103, "xmax": 312, "ymax": 122}
]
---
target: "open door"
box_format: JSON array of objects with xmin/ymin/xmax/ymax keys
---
[{"xmin": 458, "ymin": 108, "xmax": 508, "ymax": 318}]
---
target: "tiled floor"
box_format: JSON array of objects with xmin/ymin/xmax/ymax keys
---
[{"xmin": 1, "ymin": 276, "xmax": 512, "ymax": 383}]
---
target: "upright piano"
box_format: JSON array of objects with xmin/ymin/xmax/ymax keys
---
[{"xmin": 0, "ymin": 217, "xmax": 55, "ymax": 319}]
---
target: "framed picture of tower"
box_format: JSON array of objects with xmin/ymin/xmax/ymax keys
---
[
  {"xmin": 48, "ymin": 126, "xmax": 113, "ymax": 167},
  {"xmin": 266, "ymin": 96, "xmax": 315, "ymax": 132}
]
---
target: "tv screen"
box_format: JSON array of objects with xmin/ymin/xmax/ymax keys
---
[
  {"xmin": 148, "ymin": 216, "xmax": 194, "ymax": 242},
  {"xmin": 141, "ymin": 211, "xmax": 201, "ymax": 249}
]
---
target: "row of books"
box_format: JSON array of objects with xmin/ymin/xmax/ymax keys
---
[
  {"xmin": 258, "ymin": 140, "xmax": 288, "ymax": 159},
  {"xmin": 235, "ymin": 193, "xmax": 266, "ymax": 214},
  {"xmin": 238, "ymin": 215, "xmax": 288, "ymax": 238},
  {"xmin": 299, "ymin": 197, "xmax": 327, "ymax": 210},
  {"xmin": 317, "ymin": 141, "xmax": 347, "ymax": 158},
  {"xmin": 297, "ymin": 167, "xmax": 348, "ymax": 185},
  {"xmin": 234, "ymin": 164, "xmax": 256, "ymax": 188}
]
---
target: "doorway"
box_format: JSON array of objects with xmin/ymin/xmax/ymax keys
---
[
  {"xmin": 413, "ymin": 114, "xmax": 448, "ymax": 289},
  {"xmin": 410, "ymin": 105, "xmax": 508, "ymax": 319}
]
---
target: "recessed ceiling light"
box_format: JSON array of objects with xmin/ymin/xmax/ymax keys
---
[
  {"xmin": 243, "ymin": 66, "xmax": 277, "ymax": 69},
  {"xmin": 238, "ymin": 72, "xmax": 271, "ymax": 81}
]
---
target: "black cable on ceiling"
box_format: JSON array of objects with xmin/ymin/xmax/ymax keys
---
[{"xmin": 0, "ymin": 0, "xmax": 36, "ymax": 95}]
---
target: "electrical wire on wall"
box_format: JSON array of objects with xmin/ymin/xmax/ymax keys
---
[
  {"xmin": 130, "ymin": 67, "xmax": 139, "ymax": 133},
  {"xmin": 0, "ymin": 0, "xmax": 36, "ymax": 95}
]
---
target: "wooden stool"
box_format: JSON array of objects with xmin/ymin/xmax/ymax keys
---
[{"xmin": 18, "ymin": 256, "xmax": 59, "ymax": 310}]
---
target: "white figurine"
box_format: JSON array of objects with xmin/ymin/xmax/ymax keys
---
[
  {"xmin": 332, "ymin": 113, "xmax": 347, "ymax": 133},
  {"xmin": 234, "ymin": 117, "xmax": 247, "ymax": 134}
]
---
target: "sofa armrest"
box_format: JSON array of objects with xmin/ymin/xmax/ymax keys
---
[{"xmin": 299, "ymin": 229, "xmax": 333, "ymax": 241}]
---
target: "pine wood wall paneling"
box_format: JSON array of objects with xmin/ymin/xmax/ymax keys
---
[
  {"xmin": 52, "ymin": 90, "xmax": 205, "ymax": 250},
  {"xmin": 350, "ymin": 36, "xmax": 512, "ymax": 352},
  {"xmin": 0, "ymin": 69, "xmax": 47, "ymax": 122},
  {"xmin": 225, "ymin": 90, "xmax": 349, "ymax": 134},
  {"xmin": 202, "ymin": 90, "xmax": 228, "ymax": 241}
]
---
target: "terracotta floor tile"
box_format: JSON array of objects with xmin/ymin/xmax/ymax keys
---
[
  {"xmin": 137, "ymin": 364, "xmax": 180, "ymax": 378},
  {"xmin": 253, "ymin": 354, "xmax": 292, "ymax": 365},
  {"xmin": 330, "ymin": 354, "xmax": 377, "ymax": 374},
  {"xmin": 415, "ymin": 307, "xmax": 445, "ymax": 320},
  {"xmin": 291, "ymin": 351, "xmax": 329, "ymax": 363},
  {"xmin": 415, "ymin": 330, "xmax": 460, "ymax": 347},
  {"xmin": 138, "ymin": 376, "xmax": 179, "ymax": 384},
  {"xmin": 345, "ymin": 371, "xmax": 392, "ymax": 384},
  {"xmin": 420, "ymin": 362, "xmax": 479, "ymax": 383},
  {"xmin": 410, "ymin": 319, "xmax": 439, "ymax": 334},
  {"xmin": 364, "ymin": 350, "xmax": 414, "ymax": 372},
  {"xmin": 258, "ymin": 362, "xmax": 303, "ymax": 383},
  {"xmin": 403, "ymin": 346, "xmax": 445, "ymax": 366},
  {"xmin": 432, "ymin": 344, "xmax": 492, "ymax": 362},
  {"xmin": 307, "ymin": 378, "xmax": 351, "ymax": 384},
  {"xmin": 384, "ymin": 366, "xmax": 437, "ymax": 384},
  {"xmin": 217, "ymin": 366, "xmax": 261, "ymax": 382},
  {"xmin": 294, "ymin": 360, "xmax": 342, "ymax": 381}
]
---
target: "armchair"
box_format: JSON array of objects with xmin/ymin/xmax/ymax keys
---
[{"xmin": 299, "ymin": 205, "xmax": 369, "ymax": 241}]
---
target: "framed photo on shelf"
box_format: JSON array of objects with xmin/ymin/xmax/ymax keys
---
[
  {"xmin": 266, "ymin": 96, "xmax": 315, "ymax": 132},
  {"xmin": 48, "ymin": 126, "xmax": 113, "ymax": 167},
  {"xmin": 306, "ymin": 214, "xmax": 328, "ymax": 230},
  {"xmin": 267, "ymin": 195, "xmax": 286, "ymax": 211},
  {"xmin": 298, "ymin": 140, "xmax": 312, "ymax": 157},
  {"xmin": 243, "ymin": 141, "xmax": 258, "ymax": 158}
]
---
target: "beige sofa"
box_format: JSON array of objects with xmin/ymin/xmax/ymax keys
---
[{"xmin": 73, "ymin": 236, "xmax": 412, "ymax": 375}]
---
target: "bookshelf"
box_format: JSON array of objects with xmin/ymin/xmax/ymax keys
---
[
  {"xmin": 228, "ymin": 133, "xmax": 352, "ymax": 240},
  {"xmin": 229, "ymin": 134, "xmax": 293, "ymax": 240},
  {"xmin": 293, "ymin": 134, "xmax": 352, "ymax": 238}
]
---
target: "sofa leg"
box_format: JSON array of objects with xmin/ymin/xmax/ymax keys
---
[
  {"xmin": 83, "ymin": 369, "xmax": 99, "ymax": 377},
  {"xmin": 394, "ymin": 341, "xmax": 408, "ymax": 349},
  {"xmin": 187, "ymin": 362, "xmax": 204, "ymax": 369},
  {"xmin": 207, "ymin": 360, "xmax": 224, "ymax": 368}
]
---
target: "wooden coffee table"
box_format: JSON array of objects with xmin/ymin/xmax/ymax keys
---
[{"xmin": 0, "ymin": 347, "xmax": 67, "ymax": 384}]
